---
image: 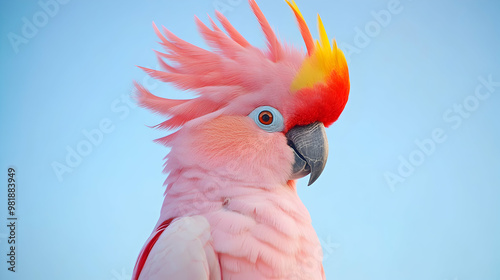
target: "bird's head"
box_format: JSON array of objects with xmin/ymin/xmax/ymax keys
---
[{"xmin": 135, "ymin": 0, "xmax": 349, "ymax": 189}]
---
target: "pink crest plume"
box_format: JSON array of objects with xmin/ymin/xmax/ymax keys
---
[{"xmin": 135, "ymin": 0, "xmax": 350, "ymax": 138}]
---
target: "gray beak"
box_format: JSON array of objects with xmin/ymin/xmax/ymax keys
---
[{"xmin": 286, "ymin": 122, "xmax": 329, "ymax": 186}]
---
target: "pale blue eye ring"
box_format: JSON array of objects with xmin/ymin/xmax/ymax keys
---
[{"xmin": 248, "ymin": 106, "xmax": 285, "ymax": 132}]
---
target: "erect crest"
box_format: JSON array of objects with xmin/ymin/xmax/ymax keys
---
[{"xmin": 135, "ymin": 0, "xmax": 350, "ymax": 144}]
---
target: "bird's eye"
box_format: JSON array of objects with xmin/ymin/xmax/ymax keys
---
[
  {"xmin": 258, "ymin": 111, "xmax": 273, "ymax": 125},
  {"xmin": 248, "ymin": 106, "xmax": 284, "ymax": 133}
]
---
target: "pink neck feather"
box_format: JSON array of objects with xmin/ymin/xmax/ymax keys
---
[{"xmin": 156, "ymin": 166, "xmax": 324, "ymax": 279}]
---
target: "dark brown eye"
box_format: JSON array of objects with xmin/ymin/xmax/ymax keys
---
[{"xmin": 258, "ymin": 111, "xmax": 274, "ymax": 125}]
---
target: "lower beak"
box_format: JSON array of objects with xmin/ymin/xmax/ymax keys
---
[{"xmin": 286, "ymin": 122, "xmax": 329, "ymax": 186}]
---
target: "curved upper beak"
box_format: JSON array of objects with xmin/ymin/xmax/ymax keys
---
[{"xmin": 286, "ymin": 122, "xmax": 329, "ymax": 186}]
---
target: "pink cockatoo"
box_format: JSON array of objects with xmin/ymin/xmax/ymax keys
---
[{"xmin": 132, "ymin": 0, "xmax": 350, "ymax": 279}]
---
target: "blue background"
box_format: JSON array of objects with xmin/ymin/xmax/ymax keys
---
[{"xmin": 1, "ymin": 0, "xmax": 499, "ymax": 279}]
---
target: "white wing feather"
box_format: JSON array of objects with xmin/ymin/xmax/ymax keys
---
[{"xmin": 138, "ymin": 216, "xmax": 221, "ymax": 280}]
